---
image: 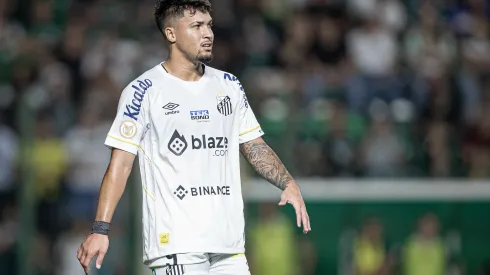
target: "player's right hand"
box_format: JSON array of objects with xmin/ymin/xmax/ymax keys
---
[{"xmin": 77, "ymin": 233, "xmax": 109, "ymax": 274}]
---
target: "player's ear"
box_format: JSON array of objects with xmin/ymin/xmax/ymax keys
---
[{"xmin": 165, "ymin": 26, "xmax": 177, "ymax": 43}]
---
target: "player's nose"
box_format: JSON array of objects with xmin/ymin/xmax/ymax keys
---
[{"xmin": 202, "ymin": 26, "xmax": 214, "ymax": 40}]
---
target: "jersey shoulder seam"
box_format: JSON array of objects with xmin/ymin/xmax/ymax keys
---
[
  {"xmin": 122, "ymin": 65, "xmax": 162, "ymax": 103},
  {"xmin": 206, "ymin": 66, "xmax": 242, "ymax": 96}
]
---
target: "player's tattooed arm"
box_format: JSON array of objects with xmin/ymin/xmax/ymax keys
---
[
  {"xmin": 239, "ymin": 137, "xmax": 293, "ymax": 190},
  {"xmin": 241, "ymin": 137, "xmax": 311, "ymax": 233}
]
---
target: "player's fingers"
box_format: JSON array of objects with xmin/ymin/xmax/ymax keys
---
[
  {"xmin": 293, "ymin": 203, "xmax": 302, "ymax": 227},
  {"xmin": 306, "ymin": 211, "xmax": 311, "ymax": 231},
  {"xmin": 96, "ymin": 251, "xmax": 106, "ymax": 269},
  {"xmin": 278, "ymin": 196, "xmax": 287, "ymax": 206},
  {"xmin": 83, "ymin": 261, "xmax": 91, "ymax": 274},
  {"xmin": 78, "ymin": 245, "xmax": 88, "ymax": 261},
  {"xmin": 301, "ymin": 207, "xmax": 310, "ymax": 233},
  {"xmin": 82, "ymin": 251, "xmax": 96, "ymax": 274},
  {"xmin": 80, "ymin": 254, "xmax": 89, "ymax": 275},
  {"xmin": 303, "ymin": 206, "xmax": 311, "ymax": 234},
  {"xmin": 79, "ymin": 250, "xmax": 87, "ymax": 268}
]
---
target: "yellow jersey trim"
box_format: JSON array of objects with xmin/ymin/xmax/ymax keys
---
[
  {"xmin": 106, "ymin": 134, "xmax": 155, "ymax": 201},
  {"xmin": 239, "ymin": 126, "xmax": 261, "ymax": 136}
]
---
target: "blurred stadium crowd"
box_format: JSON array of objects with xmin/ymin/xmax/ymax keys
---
[{"xmin": 1, "ymin": 0, "xmax": 490, "ymax": 274}]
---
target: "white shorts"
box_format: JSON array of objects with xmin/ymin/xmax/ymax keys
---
[{"xmin": 151, "ymin": 253, "xmax": 251, "ymax": 275}]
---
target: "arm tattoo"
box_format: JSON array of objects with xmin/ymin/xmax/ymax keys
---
[{"xmin": 240, "ymin": 138, "xmax": 293, "ymax": 190}]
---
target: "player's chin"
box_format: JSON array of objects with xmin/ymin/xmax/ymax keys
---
[{"xmin": 197, "ymin": 53, "xmax": 213, "ymax": 64}]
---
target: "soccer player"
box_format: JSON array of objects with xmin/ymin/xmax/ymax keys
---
[{"xmin": 76, "ymin": 0, "xmax": 311, "ymax": 274}]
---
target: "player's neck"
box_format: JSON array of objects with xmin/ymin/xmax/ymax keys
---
[{"xmin": 163, "ymin": 56, "xmax": 204, "ymax": 82}]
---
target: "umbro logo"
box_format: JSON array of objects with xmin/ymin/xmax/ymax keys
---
[
  {"xmin": 163, "ymin": 102, "xmax": 179, "ymax": 110},
  {"xmin": 163, "ymin": 102, "xmax": 180, "ymax": 115}
]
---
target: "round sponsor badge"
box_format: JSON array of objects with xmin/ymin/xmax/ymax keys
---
[{"xmin": 119, "ymin": 120, "xmax": 137, "ymax": 139}]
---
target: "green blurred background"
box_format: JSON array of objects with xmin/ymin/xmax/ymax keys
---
[{"xmin": 1, "ymin": 0, "xmax": 490, "ymax": 274}]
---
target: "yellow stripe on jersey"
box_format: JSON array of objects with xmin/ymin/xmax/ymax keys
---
[
  {"xmin": 143, "ymin": 186, "xmax": 155, "ymax": 201},
  {"xmin": 232, "ymin": 253, "xmax": 245, "ymax": 258},
  {"xmin": 107, "ymin": 134, "xmax": 156, "ymax": 201},
  {"xmin": 107, "ymin": 134, "xmax": 140, "ymax": 147},
  {"xmin": 239, "ymin": 126, "xmax": 260, "ymax": 136},
  {"xmin": 107, "ymin": 134, "xmax": 153, "ymax": 163}
]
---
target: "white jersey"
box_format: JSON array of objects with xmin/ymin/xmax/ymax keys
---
[{"xmin": 104, "ymin": 63, "xmax": 264, "ymax": 267}]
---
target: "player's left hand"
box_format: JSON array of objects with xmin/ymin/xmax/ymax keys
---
[{"xmin": 278, "ymin": 181, "xmax": 311, "ymax": 234}]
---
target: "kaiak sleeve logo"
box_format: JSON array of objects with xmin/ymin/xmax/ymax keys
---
[
  {"xmin": 123, "ymin": 79, "xmax": 152, "ymax": 121},
  {"xmin": 223, "ymin": 73, "xmax": 244, "ymax": 91}
]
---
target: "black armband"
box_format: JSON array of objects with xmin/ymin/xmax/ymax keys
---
[{"xmin": 91, "ymin": 221, "xmax": 110, "ymax": 235}]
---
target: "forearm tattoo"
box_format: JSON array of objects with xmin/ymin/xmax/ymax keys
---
[{"xmin": 240, "ymin": 139, "xmax": 293, "ymax": 190}]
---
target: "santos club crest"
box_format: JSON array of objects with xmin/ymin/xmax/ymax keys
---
[{"xmin": 217, "ymin": 95, "xmax": 232, "ymax": 116}]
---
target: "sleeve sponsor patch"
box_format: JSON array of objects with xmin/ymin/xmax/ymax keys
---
[{"xmin": 123, "ymin": 79, "xmax": 152, "ymax": 121}]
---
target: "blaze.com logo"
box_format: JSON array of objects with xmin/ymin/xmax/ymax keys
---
[{"xmin": 168, "ymin": 130, "xmax": 228, "ymax": 157}]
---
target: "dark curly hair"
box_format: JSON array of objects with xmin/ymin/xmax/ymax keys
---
[{"xmin": 154, "ymin": 0, "xmax": 212, "ymax": 37}]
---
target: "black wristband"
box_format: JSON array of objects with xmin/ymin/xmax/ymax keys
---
[{"xmin": 91, "ymin": 221, "xmax": 110, "ymax": 235}]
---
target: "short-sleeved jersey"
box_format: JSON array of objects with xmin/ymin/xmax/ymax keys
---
[{"xmin": 104, "ymin": 63, "xmax": 264, "ymax": 267}]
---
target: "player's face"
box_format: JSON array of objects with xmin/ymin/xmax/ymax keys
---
[{"xmin": 175, "ymin": 10, "xmax": 214, "ymax": 64}]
